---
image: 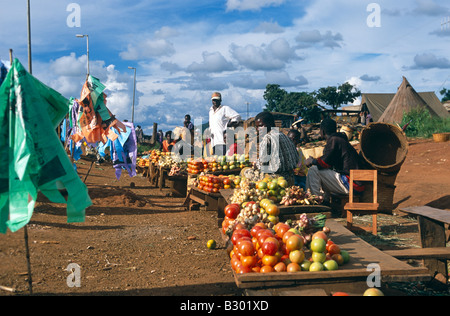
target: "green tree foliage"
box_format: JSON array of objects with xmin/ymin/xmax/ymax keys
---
[
  {"xmin": 262, "ymin": 84, "xmax": 322, "ymax": 122},
  {"xmin": 263, "ymin": 84, "xmax": 287, "ymax": 112},
  {"xmin": 315, "ymin": 82, "xmax": 361, "ymax": 110},
  {"xmin": 439, "ymin": 88, "xmax": 450, "ymax": 102}
]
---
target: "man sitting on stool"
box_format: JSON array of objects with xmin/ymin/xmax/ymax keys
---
[{"xmin": 305, "ymin": 117, "xmax": 365, "ymax": 203}]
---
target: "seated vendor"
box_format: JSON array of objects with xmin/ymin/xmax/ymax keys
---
[
  {"xmin": 305, "ymin": 117, "xmax": 365, "ymax": 201},
  {"xmin": 162, "ymin": 131, "xmax": 176, "ymax": 152},
  {"xmin": 254, "ymin": 112, "xmax": 299, "ymax": 186},
  {"xmin": 287, "ymin": 129, "xmax": 308, "ymax": 190}
]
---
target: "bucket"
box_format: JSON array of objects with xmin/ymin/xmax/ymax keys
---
[
  {"xmin": 432, "ymin": 132, "xmax": 450, "ymax": 143},
  {"xmin": 360, "ymin": 123, "xmax": 409, "ymax": 174}
]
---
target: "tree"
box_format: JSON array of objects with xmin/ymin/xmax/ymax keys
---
[
  {"xmin": 316, "ymin": 82, "xmax": 361, "ymax": 110},
  {"xmin": 440, "ymin": 88, "xmax": 450, "ymax": 102},
  {"xmin": 263, "ymin": 84, "xmax": 287, "ymax": 112},
  {"xmin": 263, "ymin": 84, "xmax": 321, "ymax": 122}
]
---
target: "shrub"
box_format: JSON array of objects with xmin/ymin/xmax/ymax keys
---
[{"xmin": 401, "ymin": 108, "xmax": 450, "ymax": 138}]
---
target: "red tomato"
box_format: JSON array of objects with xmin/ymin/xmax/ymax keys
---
[
  {"xmin": 231, "ymin": 229, "xmax": 251, "ymax": 245},
  {"xmin": 224, "ymin": 204, "xmax": 241, "ymax": 219},
  {"xmin": 241, "ymin": 255, "xmax": 258, "ymax": 268},
  {"xmin": 239, "ymin": 240, "xmax": 255, "ymax": 257},
  {"xmin": 328, "ymin": 244, "xmax": 341, "ymax": 256},
  {"xmin": 251, "ymin": 225, "xmax": 263, "ymax": 238},
  {"xmin": 261, "ymin": 237, "xmax": 280, "ymax": 256},
  {"xmin": 260, "ymin": 265, "xmax": 274, "ymax": 273},
  {"xmin": 276, "ymin": 223, "xmax": 291, "ymax": 239},
  {"xmin": 274, "ymin": 262, "xmax": 287, "ymax": 272},
  {"xmin": 262, "ymin": 255, "xmax": 279, "ymax": 267},
  {"xmin": 326, "ymin": 239, "xmax": 335, "ymax": 253}
]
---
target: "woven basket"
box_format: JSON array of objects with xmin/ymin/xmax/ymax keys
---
[
  {"xmin": 432, "ymin": 132, "xmax": 450, "ymax": 143},
  {"xmin": 360, "ymin": 123, "xmax": 408, "ymax": 174},
  {"xmin": 360, "ymin": 172, "xmax": 398, "ymax": 214}
]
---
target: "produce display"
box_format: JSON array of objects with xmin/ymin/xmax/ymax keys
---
[
  {"xmin": 158, "ymin": 152, "xmax": 176, "ymax": 169},
  {"xmin": 280, "ymin": 186, "xmax": 324, "ymax": 206},
  {"xmin": 193, "ymin": 174, "xmax": 241, "ymax": 193},
  {"xmin": 187, "ymin": 154, "xmax": 251, "ymax": 175},
  {"xmin": 229, "ymin": 175, "xmax": 324, "ymax": 208},
  {"xmin": 168, "ymin": 162, "xmax": 188, "ymax": 177},
  {"xmin": 137, "ymin": 156, "xmax": 150, "ymax": 168},
  {"xmin": 227, "ymin": 217, "xmax": 351, "ymax": 274}
]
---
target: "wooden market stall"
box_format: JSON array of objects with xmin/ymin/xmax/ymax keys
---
[{"xmin": 234, "ymin": 219, "xmax": 431, "ymax": 294}]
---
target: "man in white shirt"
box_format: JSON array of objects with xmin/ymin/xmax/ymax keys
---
[{"xmin": 208, "ymin": 92, "xmax": 241, "ymax": 156}]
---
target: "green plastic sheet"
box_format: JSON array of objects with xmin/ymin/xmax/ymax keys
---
[{"xmin": 0, "ymin": 59, "xmax": 91, "ymax": 234}]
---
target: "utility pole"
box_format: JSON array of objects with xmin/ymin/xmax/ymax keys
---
[
  {"xmin": 441, "ymin": 17, "xmax": 450, "ymax": 31},
  {"xmin": 128, "ymin": 67, "xmax": 137, "ymax": 123}
]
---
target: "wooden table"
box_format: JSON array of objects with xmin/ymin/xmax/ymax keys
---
[
  {"xmin": 235, "ymin": 219, "xmax": 431, "ymax": 293},
  {"xmin": 184, "ymin": 187, "xmax": 227, "ymax": 226},
  {"xmin": 167, "ymin": 175, "xmax": 188, "ymax": 197},
  {"xmin": 398, "ymin": 206, "xmax": 450, "ymax": 283}
]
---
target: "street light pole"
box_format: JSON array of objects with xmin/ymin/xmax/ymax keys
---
[
  {"xmin": 76, "ymin": 34, "xmax": 90, "ymax": 76},
  {"xmin": 128, "ymin": 67, "xmax": 137, "ymax": 123}
]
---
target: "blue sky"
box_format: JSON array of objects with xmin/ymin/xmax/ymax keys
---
[{"xmin": 1, "ymin": 0, "xmax": 450, "ymax": 133}]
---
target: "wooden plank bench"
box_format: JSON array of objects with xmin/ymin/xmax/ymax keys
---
[
  {"xmin": 399, "ymin": 206, "xmax": 450, "ymax": 283},
  {"xmin": 384, "ymin": 247, "xmax": 450, "ymax": 260}
]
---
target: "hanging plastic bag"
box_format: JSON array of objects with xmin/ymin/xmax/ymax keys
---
[{"xmin": 0, "ymin": 59, "xmax": 91, "ymax": 234}]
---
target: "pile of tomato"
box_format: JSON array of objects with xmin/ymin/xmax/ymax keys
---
[
  {"xmin": 196, "ymin": 175, "xmax": 236, "ymax": 193},
  {"xmin": 228, "ymin": 221, "xmax": 350, "ymax": 274}
]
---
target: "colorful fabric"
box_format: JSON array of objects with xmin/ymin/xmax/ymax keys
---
[{"xmin": 0, "ymin": 59, "xmax": 91, "ymax": 233}]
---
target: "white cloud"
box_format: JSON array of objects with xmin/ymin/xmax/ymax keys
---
[
  {"xmin": 226, "ymin": 0, "xmax": 287, "ymax": 12},
  {"xmin": 412, "ymin": 0, "xmax": 450, "ymax": 16},
  {"xmin": 186, "ymin": 51, "xmax": 235, "ymax": 73},
  {"xmin": 410, "ymin": 53, "xmax": 450, "ymax": 69},
  {"xmin": 120, "ymin": 38, "xmax": 175, "ymax": 60},
  {"xmin": 230, "ymin": 38, "xmax": 300, "ymax": 71},
  {"xmin": 295, "ymin": 30, "xmax": 344, "ymax": 49},
  {"xmin": 254, "ymin": 21, "xmax": 285, "ymax": 34}
]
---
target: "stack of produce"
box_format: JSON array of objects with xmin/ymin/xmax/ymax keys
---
[
  {"xmin": 150, "ymin": 150, "xmax": 163, "ymax": 164},
  {"xmin": 228, "ymin": 219, "xmax": 350, "ymax": 274},
  {"xmin": 187, "ymin": 155, "xmax": 251, "ymax": 174},
  {"xmin": 168, "ymin": 162, "xmax": 188, "ymax": 177},
  {"xmin": 280, "ymin": 186, "xmax": 324, "ymax": 206},
  {"xmin": 137, "ymin": 156, "xmax": 150, "ymax": 168},
  {"xmin": 222, "ymin": 198, "xmax": 281, "ymax": 234},
  {"xmin": 193, "ymin": 174, "xmax": 241, "ymax": 193},
  {"xmin": 158, "ymin": 152, "xmax": 176, "ymax": 169},
  {"xmin": 187, "ymin": 159, "xmax": 206, "ymax": 175}
]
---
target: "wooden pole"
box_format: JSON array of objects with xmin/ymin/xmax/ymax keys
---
[
  {"xmin": 26, "ymin": 0, "xmax": 34, "ymax": 295},
  {"xmin": 23, "ymin": 226, "xmax": 33, "ymax": 295}
]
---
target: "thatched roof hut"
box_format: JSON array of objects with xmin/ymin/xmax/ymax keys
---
[{"xmin": 378, "ymin": 77, "xmax": 446, "ymax": 124}]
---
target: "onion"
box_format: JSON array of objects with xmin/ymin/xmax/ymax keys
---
[{"xmin": 323, "ymin": 226, "xmax": 331, "ymax": 234}]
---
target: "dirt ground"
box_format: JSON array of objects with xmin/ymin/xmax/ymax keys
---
[{"xmin": 0, "ymin": 138, "xmax": 449, "ymax": 296}]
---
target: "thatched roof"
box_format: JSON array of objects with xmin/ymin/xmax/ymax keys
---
[{"xmin": 378, "ymin": 77, "xmax": 447, "ymax": 123}]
